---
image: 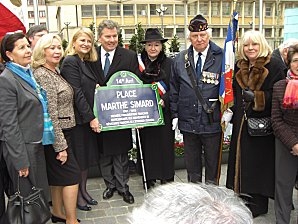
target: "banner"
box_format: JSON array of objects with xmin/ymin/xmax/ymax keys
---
[
  {"xmin": 94, "ymin": 71, "xmax": 164, "ymax": 131},
  {"xmin": 219, "ymin": 11, "xmax": 238, "ymax": 113},
  {"xmin": 0, "ymin": 0, "xmax": 26, "ymax": 38}
]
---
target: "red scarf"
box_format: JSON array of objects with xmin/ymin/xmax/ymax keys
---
[{"xmin": 282, "ymin": 70, "xmax": 298, "ymax": 109}]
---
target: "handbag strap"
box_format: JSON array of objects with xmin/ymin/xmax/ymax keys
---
[
  {"xmin": 17, "ymin": 175, "xmax": 36, "ymax": 194},
  {"xmin": 184, "ymin": 53, "xmax": 217, "ymax": 123}
]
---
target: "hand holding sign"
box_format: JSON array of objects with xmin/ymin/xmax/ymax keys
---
[
  {"xmin": 93, "ymin": 71, "xmax": 164, "ymax": 131},
  {"xmin": 90, "ymin": 118, "xmax": 101, "ymax": 133}
]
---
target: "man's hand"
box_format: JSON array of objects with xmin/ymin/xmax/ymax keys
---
[
  {"xmin": 172, "ymin": 118, "xmax": 178, "ymax": 130},
  {"xmin": 90, "ymin": 118, "xmax": 101, "ymax": 133}
]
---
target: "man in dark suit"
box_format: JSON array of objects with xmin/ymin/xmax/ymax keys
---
[{"xmin": 91, "ymin": 20, "xmax": 140, "ymax": 204}]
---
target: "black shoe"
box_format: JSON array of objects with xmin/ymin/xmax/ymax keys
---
[
  {"xmin": 103, "ymin": 188, "xmax": 116, "ymax": 200},
  {"xmin": 51, "ymin": 215, "xmax": 81, "ymax": 223},
  {"xmin": 118, "ymin": 191, "xmax": 134, "ymax": 204},
  {"xmin": 77, "ymin": 204, "xmax": 92, "ymax": 211},
  {"xmin": 84, "ymin": 197, "xmax": 98, "ymax": 205}
]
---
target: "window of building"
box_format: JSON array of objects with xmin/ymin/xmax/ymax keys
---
[
  {"xmin": 164, "ymin": 4, "xmax": 173, "ymax": 15},
  {"xmin": 175, "ymin": 4, "xmax": 184, "ymax": 16},
  {"xmin": 110, "ymin": 4, "xmax": 120, "ymax": 16},
  {"xmin": 29, "ymin": 23, "xmax": 35, "ymax": 28},
  {"xmin": 28, "ymin": 11, "xmax": 34, "ymax": 18},
  {"xmin": 222, "ymin": 28, "xmax": 227, "ymax": 38},
  {"xmin": 150, "ymin": 4, "xmax": 158, "ymax": 15},
  {"xmin": 235, "ymin": 2, "xmax": 241, "ymax": 14},
  {"xmin": 164, "ymin": 28, "xmax": 173, "ymax": 38},
  {"xmin": 255, "ymin": 1, "xmax": 259, "ymax": 17},
  {"xmin": 123, "ymin": 4, "xmax": 134, "ymax": 16},
  {"xmin": 199, "ymin": 2, "xmax": 208, "ymax": 15},
  {"xmin": 188, "ymin": 2, "xmax": 197, "ymax": 16},
  {"xmin": 124, "ymin": 29, "xmax": 135, "ymax": 39},
  {"xmin": 244, "ymin": 2, "xmax": 253, "ymax": 16},
  {"xmin": 285, "ymin": 3, "xmax": 292, "ymax": 9},
  {"xmin": 265, "ymin": 3, "xmax": 272, "ymax": 17},
  {"xmin": 211, "ymin": 2, "xmax": 220, "ymax": 16},
  {"xmin": 222, "ymin": 2, "xmax": 231, "ymax": 16},
  {"xmin": 27, "ymin": 0, "xmax": 33, "ymax": 6},
  {"xmin": 137, "ymin": 5, "xmax": 147, "ymax": 15},
  {"xmin": 212, "ymin": 28, "xmax": 220, "ymax": 37},
  {"xmin": 95, "ymin": 5, "xmax": 107, "ymax": 16},
  {"xmin": 40, "ymin": 22, "xmax": 46, "ymax": 27},
  {"xmin": 38, "ymin": 0, "xmax": 45, "ymax": 5},
  {"xmin": 81, "ymin": 5, "xmax": 93, "ymax": 17},
  {"xmin": 264, "ymin": 28, "xmax": 271, "ymax": 37},
  {"xmin": 39, "ymin": 10, "xmax": 46, "ymax": 18},
  {"xmin": 176, "ymin": 27, "xmax": 184, "ymax": 38}
]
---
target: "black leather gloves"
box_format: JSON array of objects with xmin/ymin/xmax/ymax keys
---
[{"xmin": 242, "ymin": 88, "xmax": 255, "ymax": 102}]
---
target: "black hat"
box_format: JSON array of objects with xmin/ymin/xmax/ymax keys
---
[
  {"xmin": 188, "ymin": 14, "xmax": 209, "ymax": 32},
  {"xmin": 140, "ymin": 28, "xmax": 168, "ymax": 44}
]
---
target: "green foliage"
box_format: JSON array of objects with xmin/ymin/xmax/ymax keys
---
[
  {"xmin": 169, "ymin": 35, "xmax": 180, "ymax": 52},
  {"xmin": 62, "ymin": 39, "xmax": 68, "ymax": 51},
  {"xmin": 88, "ymin": 22, "xmax": 96, "ymax": 36},
  {"xmin": 129, "ymin": 23, "xmax": 145, "ymax": 53},
  {"xmin": 118, "ymin": 31, "xmax": 124, "ymax": 47},
  {"xmin": 128, "ymin": 148, "xmax": 137, "ymax": 161}
]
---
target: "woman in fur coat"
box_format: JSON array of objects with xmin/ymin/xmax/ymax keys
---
[{"xmin": 226, "ymin": 30, "xmax": 284, "ymax": 217}]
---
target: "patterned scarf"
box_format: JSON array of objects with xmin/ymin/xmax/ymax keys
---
[
  {"xmin": 282, "ymin": 69, "xmax": 298, "ymax": 109},
  {"xmin": 6, "ymin": 62, "xmax": 55, "ymax": 145}
]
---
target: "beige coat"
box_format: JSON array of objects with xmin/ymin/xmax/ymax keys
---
[{"xmin": 34, "ymin": 66, "xmax": 75, "ymax": 152}]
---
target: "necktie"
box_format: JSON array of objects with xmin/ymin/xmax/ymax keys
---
[
  {"xmin": 196, "ymin": 52, "xmax": 202, "ymax": 81},
  {"xmin": 103, "ymin": 52, "xmax": 110, "ymax": 77}
]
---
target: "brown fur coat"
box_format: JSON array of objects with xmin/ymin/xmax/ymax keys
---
[{"xmin": 235, "ymin": 56, "xmax": 271, "ymax": 111}]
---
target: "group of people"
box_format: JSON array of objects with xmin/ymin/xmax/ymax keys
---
[{"xmin": 0, "ymin": 12, "xmax": 297, "ymax": 224}]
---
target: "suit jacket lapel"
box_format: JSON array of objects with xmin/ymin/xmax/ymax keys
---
[
  {"xmin": 107, "ymin": 46, "xmax": 121, "ymax": 77},
  {"xmin": 13, "ymin": 74, "xmax": 39, "ymax": 100}
]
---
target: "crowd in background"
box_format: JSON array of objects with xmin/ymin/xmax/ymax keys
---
[{"xmin": 0, "ymin": 13, "xmax": 297, "ymax": 224}]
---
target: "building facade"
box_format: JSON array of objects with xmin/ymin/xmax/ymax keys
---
[
  {"xmin": 44, "ymin": 0, "xmax": 298, "ymax": 50},
  {"xmin": 26, "ymin": 0, "xmax": 47, "ymax": 28}
]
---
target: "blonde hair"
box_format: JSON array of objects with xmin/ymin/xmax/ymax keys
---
[
  {"xmin": 238, "ymin": 30, "xmax": 272, "ymax": 61},
  {"xmin": 64, "ymin": 27, "xmax": 98, "ymax": 62},
  {"xmin": 32, "ymin": 33, "xmax": 63, "ymax": 69}
]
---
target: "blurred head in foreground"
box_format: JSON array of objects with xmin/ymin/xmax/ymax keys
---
[{"xmin": 127, "ymin": 182, "xmax": 253, "ymax": 224}]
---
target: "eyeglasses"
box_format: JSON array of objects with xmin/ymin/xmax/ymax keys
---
[{"xmin": 34, "ymin": 33, "xmax": 45, "ymax": 37}]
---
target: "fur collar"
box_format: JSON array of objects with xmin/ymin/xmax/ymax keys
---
[{"xmin": 235, "ymin": 56, "xmax": 271, "ymax": 91}]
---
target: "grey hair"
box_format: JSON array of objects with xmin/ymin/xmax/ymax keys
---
[
  {"xmin": 278, "ymin": 38, "xmax": 298, "ymax": 51},
  {"xmin": 97, "ymin": 20, "xmax": 120, "ymax": 37},
  {"xmin": 127, "ymin": 183, "xmax": 253, "ymax": 224}
]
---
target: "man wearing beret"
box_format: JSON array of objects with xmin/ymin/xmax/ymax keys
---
[{"xmin": 170, "ymin": 15, "xmax": 223, "ymax": 184}]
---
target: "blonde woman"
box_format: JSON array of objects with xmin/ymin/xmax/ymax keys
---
[
  {"xmin": 226, "ymin": 30, "xmax": 284, "ymax": 217},
  {"xmin": 32, "ymin": 33, "xmax": 80, "ymax": 224},
  {"xmin": 60, "ymin": 28, "xmax": 99, "ymax": 211}
]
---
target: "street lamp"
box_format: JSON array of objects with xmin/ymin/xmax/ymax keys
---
[
  {"xmin": 64, "ymin": 22, "xmax": 71, "ymax": 43},
  {"xmin": 156, "ymin": 5, "xmax": 168, "ymax": 34}
]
